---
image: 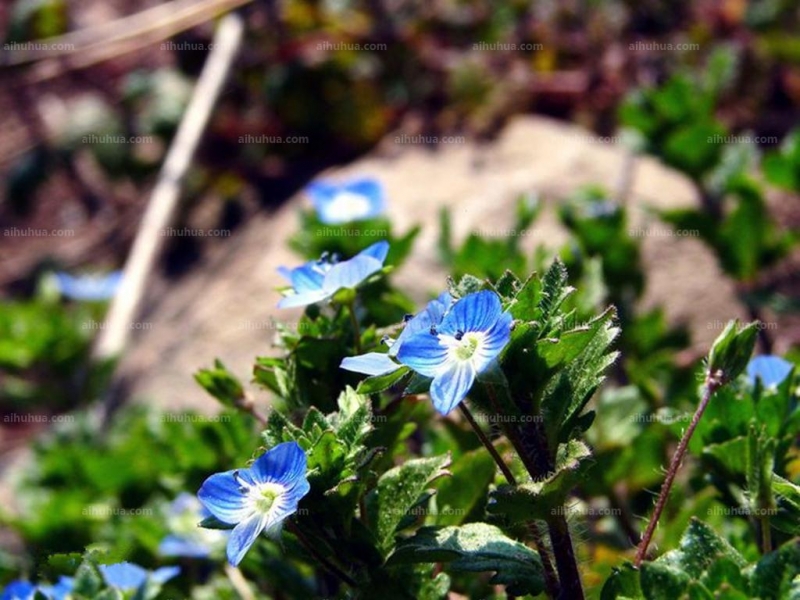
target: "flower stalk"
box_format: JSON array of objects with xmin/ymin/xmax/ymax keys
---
[{"xmin": 634, "ymin": 374, "xmax": 722, "ymax": 566}]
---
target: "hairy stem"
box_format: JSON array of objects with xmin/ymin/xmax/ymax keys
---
[
  {"xmin": 287, "ymin": 521, "xmax": 357, "ymax": 588},
  {"xmin": 347, "ymin": 300, "xmax": 362, "ymax": 354},
  {"xmin": 458, "ymin": 403, "xmax": 516, "ymax": 483},
  {"xmin": 459, "ymin": 402, "xmax": 560, "ymax": 599},
  {"xmin": 760, "ymin": 514, "xmax": 772, "ymax": 555},
  {"xmin": 480, "ymin": 387, "xmax": 574, "ymax": 599},
  {"xmin": 635, "ymin": 378, "xmax": 721, "ymax": 566}
]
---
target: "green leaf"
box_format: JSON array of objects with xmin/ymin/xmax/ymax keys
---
[
  {"xmin": 640, "ymin": 561, "xmax": 693, "ymax": 600},
  {"xmin": 654, "ymin": 519, "xmax": 747, "ymax": 578},
  {"xmin": 536, "ymin": 307, "xmax": 617, "ymax": 371},
  {"xmin": 488, "ymin": 440, "xmax": 592, "ymax": 523},
  {"xmin": 702, "ymin": 437, "xmax": 748, "ymax": 477},
  {"xmin": 355, "ymin": 366, "xmax": 410, "ymax": 395},
  {"xmin": 194, "ymin": 359, "xmax": 245, "ymax": 408},
  {"xmin": 771, "ymin": 475, "xmax": 800, "ymax": 535},
  {"xmin": 751, "ymin": 540, "xmax": 800, "ymax": 600},
  {"xmin": 71, "ymin": 559, "xmax": 103, "ymax": 597},
  {"xmin": 701, "ymin": 557, "xmax": 750, "ymax": 598},
  {"xmin": 306, "ymin": 430, "xmax": 348, "ymax": 491},
  {"xmin": 535, "ymin": 259, "xmax": 574, "ymax": 328},
  {"xmin": 302, "ymin": 407, "xmax": 331, "ymax": 436},
  {"xmin": 746, "ymin": 424, "xmax": 776, "ymax": 519},
  {"xmin": 601, "ymin": 563, "xmax": 644, "ymax": 600},
  {"xmin": 434, "ymin": 449, "xmax": 496, "ymax": 526},
  {"xmin": 541, "ymin": 310, "xmax": 620, "ymax": 447},
  {"xmin": 451, "ymin": 274, "xmax": 486, "ymax": 298},
  {"xmin": 366, "ymin": 454, "xmax": 451, "ymax": 554},
  {"xmin": 494, "ymin": 270, "xmax": 523, "ymax": 299},
  {"xmin": 389, "ymin": 522, "xmax": 545, "ymax": 597},
  {"xmin": 198, "ymin": 514, "xmax": 235, "ymax": 530},
  {"xmin": 262, "ymin": 409, "xmax": 304, "ymax": 447},
  {"xmin": 92, "ymin": 588, "xmax": 124, "ymax": 600},
  {"xmin": 333, "ymin": 387, "xmax": 373, "ymax": 448}
]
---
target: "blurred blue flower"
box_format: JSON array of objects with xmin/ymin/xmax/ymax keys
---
[
  {"xmin": 1, "ymin": 581, "xmax": 35, "ymax": 600},
  {"xmin": 341, "ymin": 291, "xmax": 453, "ymax": 377},
  {"xmin": 396, "ymin": 290, "xmax": 512, "ymax": 415},
  {"xmin": 37, "ymin": 577, "xmax": 73, "ymax": 600},
  {"xmin": 307, "ymin": 178, "xmax": 385, "ymax": 224},
  {"xmin": 277, "ymin": 241, "xmax": 389, "ymax": 308},
  {"xmin": 159, "ymin": 493, "xmax": 226, "ymax": 559},
  {"xmin": 197, "ymin": 441, "xmax": 311, "ymax": 566},
  {"xmin": 54, "ymin": 271, "xmax": 123, "ymax": 301},
  {"xmin": 746, "ymin": 355, "xmax": 793, "ymax": 388},
  {"xmin": 99, "ymin": 562, "xmax": 180, "ymax": 592}
]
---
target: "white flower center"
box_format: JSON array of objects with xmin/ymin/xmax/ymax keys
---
[
  {"xmin": 442, "ymin": 331, "xmax": 484, "ymax": 364},
  {"xmin": 252, "ymin": 482, "xmax": 285, "ymax": 514},
  {"xmin": 328, "ymin": 191, "xmax": 371, "ymax": 221}
]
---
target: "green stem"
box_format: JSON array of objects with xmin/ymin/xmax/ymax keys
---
[
  {"xmin": 458, "ymin": 403, "xmax": 516, "ymax": 484},
  {"xmin": 347, "ymin": 300, "xmax": 362, "ymax": 354},
  {"xmin": 484, "ymin": 384, "xmax": 583, "ymax": 600},
  {"xmin": 760, "ymin": 515, "xmax": 772, "ymax": 554},
  {"xmin": 460, "ymin": 401, "xmax": 561, "ymax": 599},
  {"xmin": 635, "ymin": 377, "xmax": 721, "ymax": 566},
  {"xmin": 287, "ymin": 521, "xmax": 357, "ymax": 588}
]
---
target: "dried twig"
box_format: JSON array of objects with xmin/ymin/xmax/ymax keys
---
[
  {"xmin": 2, "ymin": 0, "xmax": 253, "ymax": 83},
  {"xmin": 93, "ymin": 13, "xmax": 245, "ymax": 364}
]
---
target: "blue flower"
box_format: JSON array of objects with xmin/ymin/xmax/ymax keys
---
[
  {"xmin": 395, "ymin": 290, "xmax": 512, "ymax": 415},
  {"xmin": 159, "ymin": 493, "xmax": 226, "ymax": 559},
  {"xmin": 99, "ymin": 562, "xmax": 179, "ymax": 592},
  {"xmin": 278, "ymin": 241, "xmax": 389, "ymax": 308},
  {"xmin": 2, "ymin": 577, "xmax": 74, "ymax": 600},
  {"xmin": 197, "ymin": 441, "xmax": 311, "ymax": 566},
  {"xmin": 746, "ymin": 355, "xmax": 793, "ymax": 388},
  {"xmin": 341, "ymin": 291, "xmax": 453, "ymax": 377},
  {"xmin": 1, "ymin": 581, "xmax": 35, "ymax": 600},
  {"xmin": 37, "ymin": 577, "xmax": 73, "ymax": 600},
  {"xmin": 54, "ymin": 271, "xmax": 123, "ymax": 301},
  {"xmin": 306, "ymin": 178, "xmax": 385, "ymax": 224}
]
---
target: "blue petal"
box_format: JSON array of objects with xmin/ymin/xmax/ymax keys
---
[
  {"xmin": 43, "ymin": 576, "xmax": 74, "ymax": 600},
  {"xmin": 197, "ymin": 471, "xmax": 252, "ymax": 524},
  {"xmin": 472, "ymin": 311, "xmax": 513, "ymax": 373},
  {"xmin": 100, "ymin": 563, "xmax": 149, "ymax": 591},
  {"xmin": 277, "ymin": 289, "xmax": 331, "ymax": 309},
  {"xmin": 439, "ymin": 291, "xmax": 503, "ymax": 335},
  {"xmin": 288, "ymin": 262, "xmax": 327, "ymax": 293},
  {"xmin": 308, "ymin": 179, "xmax": 385, "ymax": 224},
  {"xmin": 283, "ymin": 477, "xmax": 311, "ymax": 508},
  {"xmin": 251, "ymin": 442, "xmax": 308, "ymax": 486},
  {"xmin": 1, "ymin": 580, "xmax": 36, "ymax": 600},
  {"xmin": 169, "ymin": 492, "xmax": 202, "ymax": 516},
  {"xmin": 396, "ymin": 331, "xmax": 448, "ymax": 377},
  {"xmin": 269, "ymin": 477, "xmax": 311, "ymax": 524},
  {"xmin": 430, "ymin": 362, "xmax": 475, "ymax": 415},
  {"xmin": 344, "ymin": 178, "xmax": 383, "ymax": 201},
  {"xmin": 227, "ymin": 513, "xmax": 267, "ymax": 566},
  {"xmin": 359, "ymin": 240, "xmax": 390, "ymax": 263},
  {"xmin": 158, "ymin": 535, "xmax": 210, "ymax": 558},
  {"xmin": 151, "ymin": 566, "xmax": 181, "ymax": 584},
  {"xmin": 344, "ymin": 179, "xmax": 385, "ymax": 216},
  {"xmin": 322, "ymin": 256, "xmax": 383, "ymax": 292},
  {"xmin": 341, "ymin": 353, "xmax": 400, "ymax": 376},
  {"xmin": 746, "ymin": 355, "xmax": 793, "ymax": 387},
  {"xmin": 306, "ymin": 180, "xmax": 338, "ymax": 210},
  {"xmin": 277, "ymin": 266, "xmax": 294, "ymax": 283},
  {"xmin": 390, "ymin": 292, "xmax": 453, "ymax": 356},
  {"xmin": 54, "ymin": 271, "xmax": 123, "ymax": 301}
]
